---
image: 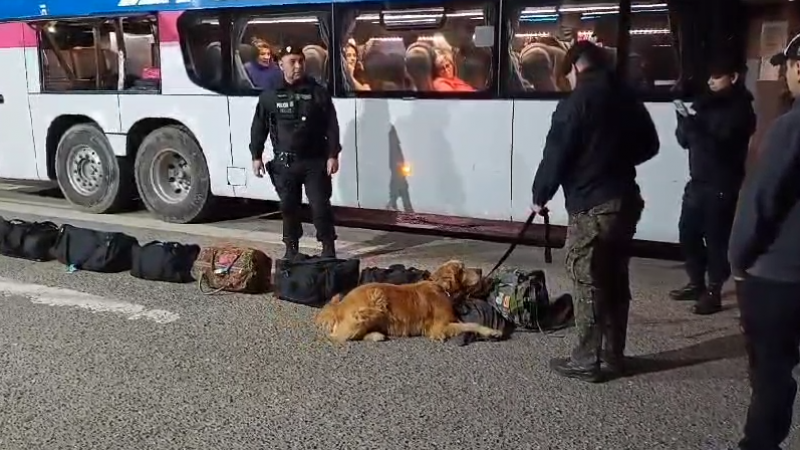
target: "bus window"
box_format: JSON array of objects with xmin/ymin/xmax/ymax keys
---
[
  {"xmin": 38, "ymin": 20, "xmax": 118, "ymax": 92},
  {"xmin": 37, "ymin": 16, "xmax": 158, "ymax": 93},
  {"xmin": 341, "ymin": 4, "xmax": 497, "ymax": 94},
  {"xmin": 119, "ymin": 16, "xmax": 161, "ymax": 92},
  {"xmin": 626, "ymin": 1, "xmax": 678, "ymax": 96},
  {"xmin": 177, "ymin": 12, "xmax": 223, "ymax": 93},
  {"xmin": 233, "ymin": 13, "xmax": 330, "ymax": 92},
  {"xmin": 507, "ymin": 1, "xmax": 621, "ymax": 94}
]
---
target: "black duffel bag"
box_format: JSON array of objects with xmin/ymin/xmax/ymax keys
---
[
  {"xmin": 0, "ymin": 218, "xmax": 60, "ymax": 261},
  {"xmin": 358, "ymin": 264, "xmax": 430, "ymax": 285},
  {"xmin": 131, "ymin": 241, "xmax": 201, "ymax": 283},
  {"xmin": 54, "ymin": 224, "xmax": 139, "ymax": 273},
  {"xmin": 274, "ymin": 254, "xmax": 360, "ymax": 307}
]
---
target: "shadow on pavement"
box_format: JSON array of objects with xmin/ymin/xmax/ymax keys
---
[{"xmin": 625, "ymin": 333, "xmax": 746, "ymax": 377}]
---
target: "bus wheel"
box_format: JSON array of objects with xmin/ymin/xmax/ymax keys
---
[
  {"xmin": 55, "ymin": 123, "xmax": 135, "ymax": 214},
  {"xmin": 134, "ymin": 125, "xmax": 214, "ymax": 224}
]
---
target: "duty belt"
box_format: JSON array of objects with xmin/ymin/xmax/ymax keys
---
[{"xmin": 273, "ymin": 152, "xmax": 297, "ymax": 167}]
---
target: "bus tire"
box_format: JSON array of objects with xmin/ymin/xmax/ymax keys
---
[
  {"xmin": 55, "ymin": 123, "xmax": 135, "ymax": 214},
  {"xmin": 134, "ymin": 125, "xmax": 214, "ymax": 224}
]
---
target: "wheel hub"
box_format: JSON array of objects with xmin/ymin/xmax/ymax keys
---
[
  {"xmin": 151, "ymin": 150, "xmax": 192, "ymax": 204},
  {"xmin": 67, "ymin": 146, "xmax": 104, "ymax": 196}
]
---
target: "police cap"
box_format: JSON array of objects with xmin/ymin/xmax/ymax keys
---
[
  {"xmin": 708, "ymin": 55, "xmax": 745, "ymax": 77},
  {"xmin": 276, "ymin": 43, "xmax": 305, "ymax": 59},
  {"xmin": 770, "ymin": 32, "xmax": 800, "ymax": 66}
]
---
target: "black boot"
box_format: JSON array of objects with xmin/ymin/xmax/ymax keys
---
[
  {"xmin": 549, "ymin": 358, "xmax": 604, "ymax": 383},
  {"xmin": 600, "ymin": 351, "xmax": 627, "ymax": 378},
  {"xmin": 321, "ymin": 240, "xmax": 336, "ymax": 258},
  {"xmin": 669, "ymin": 282, "xmax": 705, "ymax": 301},
  {"xmin": 282, "ymin": 240, "xmax": 299, "ymax": 260},
  {"xmin": 693, "ymin": 286, "xmax": 722, "ymax": 315}
]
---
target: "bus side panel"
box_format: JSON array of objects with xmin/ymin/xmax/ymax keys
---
[
  {"xmin": 512, "ymin": 99, "xmax": 688, "ymax": 243},
  {"xmin": 355, "ymin": 98, "xmax": 512, "ymax": 220},
  {"xmin": 0, "ymin": 26, "xmax": 37, "ymax": 180},
  {"xmin": 119, "ymin": 93, "xmax": 235, "ymax": 198},
  {"xmin": 29, "ymin": 94, "xmax": 121, "ymax": 180},
  {"xmin": 636, "ymin": 103, "xmax": 688, "ymax": 243},
  {"xmin": 227, "ymin": 97, "xmax": 359, "ymax": 207},
  {"xmin": 510, "ymin": 100, "xmax": 567, "ymax": 227}
]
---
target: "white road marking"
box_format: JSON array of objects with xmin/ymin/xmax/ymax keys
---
[{"xmin": 0, "ymin": 277, "xmax": 179, "ymax": 324}]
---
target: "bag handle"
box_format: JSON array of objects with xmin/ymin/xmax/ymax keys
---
[
  {"xmin": 485, "ymin": 208, "xmax": 552, "ymax": 279},
  {"xmin": 197, "ymin": 272, "xmax": 227, "ymax": 295},
  {"xmin": 197, "ymin": 248, "xmax": 243, "ymax": 295}
]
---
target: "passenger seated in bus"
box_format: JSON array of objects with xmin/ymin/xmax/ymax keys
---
[
  {"xmin": 244, "ymin": 38, "xmax": 282, "ymax": 90},
  {"xmin": 362, "ymin": 43, "xmax": 408, "ymax": 91},
  {"xmin": 405, "ymin": 42, "xmax": 435, "ymax": 91},
  {"xmin": 525, "ymin": 40, "xmax": 571, "ymax": 91},
  {"xmin": 432, "ymin": 51, "xmax": 475, "ymax": 92},
  {"xmin": 303, "ymin": 45, "xmax": 327, "ymax": 84},
  {"xmin": 344, "ymin": 42, "xmax": 370, "ymax": 91},
  {"xmin": 460, "ymin": 48, "xmax": 490, "ymax": 90},
  {"xmin": 519, "ymin": 44, "xmax": 557, "ymax": 91}
]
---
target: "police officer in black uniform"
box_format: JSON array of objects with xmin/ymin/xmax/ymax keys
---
[
  {"xmin": 669, "ymin": 56, "xmax": 756, "ymax": 315},
  {"xmin": 249, "ymin": 44, "xmax": 341, "ymax": 260}
]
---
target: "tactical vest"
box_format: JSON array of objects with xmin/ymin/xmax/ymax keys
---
[{"xmin": 272, "ymin": 84, "xmax": 326, "ymax": 156}]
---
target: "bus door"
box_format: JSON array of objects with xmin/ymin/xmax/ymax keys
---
[{"xmin": 0, "ymin": 23, "xmax": 38, "ymax": 180}]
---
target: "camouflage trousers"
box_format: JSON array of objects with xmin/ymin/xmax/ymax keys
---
[{"xmin": 565, "ymin": 194, "xmax": 644, "ymax": 368}]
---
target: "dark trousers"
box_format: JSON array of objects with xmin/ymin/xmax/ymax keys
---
[
  {"xmin": 565, "ymin": 194, "xmax": 644, "ymax": 367},
  {"xmin": 268, "ymin": 155, "xmax": 337, "ymax": 243},
  {"xmin": 678, "ymin": 182, "xmax": 738, "ymax": 287},
  {"xmin": 738, "ymin": 276, "xmax": 800, "ymax": 450}
]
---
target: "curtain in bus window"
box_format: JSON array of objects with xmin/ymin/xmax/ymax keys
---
[
  {"xmin": 315, "ymin": 16, "xmax": 331, "ymax": 87},
  {"xmin": 339, "ymin": 9, "xmax": 361, "ymax": 92},
  {"xmin": 506, "ymin": 8, "xmax": 527, "ymax": 91}
]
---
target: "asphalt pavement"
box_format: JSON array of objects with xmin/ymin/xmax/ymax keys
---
[{"xmin": 0, "ymin": 184, "xmax": 793, "ymax": 450}]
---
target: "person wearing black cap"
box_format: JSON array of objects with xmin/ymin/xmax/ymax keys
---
[
  {"xmin": 669, "ymin": 56, "xmax": 756, "ymax": 315},
  {"xmin": 729, "ymin": 32, "xmax": 800, "ymax": 450},
  {"xmin": 249, "ymin": 44, "xmax": 341, "ymax": 260},
  {"xmin": 530, "ymin": 41, "xmax": 659, "ymax": 382}
]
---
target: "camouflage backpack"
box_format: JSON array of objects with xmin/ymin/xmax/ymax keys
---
[{"xmin": 488, "ymin": 269, "xmax": 551, "ymax": 330}]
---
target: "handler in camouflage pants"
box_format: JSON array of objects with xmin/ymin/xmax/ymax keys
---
[
  {"xmin": 528, "ymin": 41, "xmax": 658, "ymax": 382},
  {"xmin": 564, "ymin": 195, "xmax": 643, "ymax": 381}
]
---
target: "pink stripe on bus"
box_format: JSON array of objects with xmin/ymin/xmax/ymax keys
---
[
  {"xmin": 159, "ymin": 12, "xmax": 181, "ymax": 44},
  {"xmin": 0, "ymin": 23, "xmax": 37, "ymax": 49}
]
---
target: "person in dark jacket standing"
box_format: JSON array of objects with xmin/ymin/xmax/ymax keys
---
[
  {"xmin": 250, "ymin": 44, "xmax": 341, "ymax": 260},
  {"xmin": 670, "ymin": 58, "xmax": 756, "ymax": 315},
  {"xmin": 729, "ymin": 33, "xmax": 800, "ymax": 450},
  {"xmin": 531, "ymin": 41, "xmax": 659, "ymax": 383}
]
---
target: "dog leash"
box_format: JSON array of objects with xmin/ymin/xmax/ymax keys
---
[{"xmin": 485, "ymin": 208, "xmax": 552, "ymax": 279}]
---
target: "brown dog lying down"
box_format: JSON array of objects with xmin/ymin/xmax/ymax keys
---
[{"xmin": 314, "ymin": 260, "xmax": 503, "ymax": 343}]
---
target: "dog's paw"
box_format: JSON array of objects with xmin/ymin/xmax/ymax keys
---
[
  {"xmin": 363, "ymin": 332, "xmax": 387, "ymax": 342},
  {"xmin": 487, "ymin": 329, "xmax": 504, "ymax": 338}
]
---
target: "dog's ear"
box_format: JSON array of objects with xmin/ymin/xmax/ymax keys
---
[
  {"xmin": 431, "ymin": 260, "xmax": 465, "ymax": 293},
  {"xmin": 460, "ymin": 268, "xmax": 481, "ymax": 290},
  {"xmin": 330, "ymin": 293, "xmax": 342, "ymax": 304}
]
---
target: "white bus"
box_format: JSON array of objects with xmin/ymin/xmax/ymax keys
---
[{"xmin": 0, "ymin": 0, "xmax": 743, "ymax": 245}]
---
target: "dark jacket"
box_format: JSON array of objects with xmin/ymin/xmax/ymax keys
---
[
  {"xmin": 675, "ymin": 84, "xmax": 756, "ymax": 191},
  {"xmin": 531, "ymin": 69, "xmax": 659, "ymax": 214},
  {"xmin": 249, "ymin": 76, "xmax": 341, "ymax": 160},
  {"xmin": 729, "ymin": 100, "xmax": 800, "ymax": 283}
]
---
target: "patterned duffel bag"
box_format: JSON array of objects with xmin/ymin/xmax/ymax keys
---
[{"xmin": 192, "ymin": 245, "xmax": 272, "ymax": 294}]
